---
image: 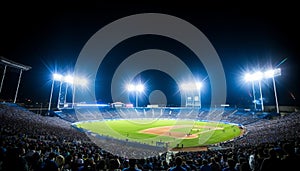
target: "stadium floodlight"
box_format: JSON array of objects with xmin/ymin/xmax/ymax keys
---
[
  {"xmin": 127, "ymin": 84, "xmax": 136, "ymax": 92},
  {"xmin": 244, "ymin": 71, "xmax": 263, "ymax": 82},
  {"xmin": 53, "ymin": 73, "xmax": 63, "ymax": 81},
  {"xmin": 63, "ymin": 75, "xmax": 74, "ymax": 106},
  {"xmin": 196, "ymin": 82, "xmax": 203, "ymax": 90},
  {"xmin": 244, "ymin": 68, "xmax": 281, "ymax": 113},
  {"xmin": 51, "ymin": 73, "xmax": 88, "ymax": 109},
  {"xmin": 180, "ymin": 81, "xmax": 203, "ymax": 108},
  {"xmin": 52, "ymin": 73, "xmax": 63, "ymax": 109},
  {"xmin": 78, "ymin": 78, "xmax": 88, "ymax": 87},
  {"xmin": 264, "ymin": 68, "xmax": 281, "ymax": 113},
  {"xmin": 180, "ymin": 83, "xmax": 193, "ymax": 107},
  {"xmin": 264, "ymin": 68, "xmax": 281, "ymax": 79},
  {"xmin": 244, "ymin": 73, "xmax": 257, "ymax": 110},
  {"xmin": 136, "ymin": 84, "xmax": 144, "ymax": 92},
  {"xmin": 64, "ymin": 75, "xmax": 74, "ymax": 84},
  {"xmin": 244, "ymin": 71, "xmax": 264, "ymax": 111},
  {"xmin": 126, "ymin": 83, "xmax": 145, "ymax": 107},
  {"xmin": 47, "ymin": 73, "xmax": 63, "ymax": 114}
]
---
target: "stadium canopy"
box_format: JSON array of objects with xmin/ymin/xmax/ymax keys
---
[
  {"xmin": 0, "ymin": 56, "xmax": 32, "ymax": 71},
  {"xmin": 0, "ymin": 56, "xmax": 32, "ymax": 103}
]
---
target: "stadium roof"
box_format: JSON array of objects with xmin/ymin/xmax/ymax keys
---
[{"xmin": 0, "ymin": 56, "xmax": 32, "ymax": 71}]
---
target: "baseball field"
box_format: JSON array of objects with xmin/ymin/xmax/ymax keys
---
[{"xmin": 74, "ymin": 119, "xmax": 243, "ymax": 149}]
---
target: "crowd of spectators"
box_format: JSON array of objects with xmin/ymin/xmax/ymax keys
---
[{"xmin": 1, "ymin": 103, "xmax": 300, "ymax": 171}]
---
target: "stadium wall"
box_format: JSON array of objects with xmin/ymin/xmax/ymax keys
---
[{"xmin": 264, "ymin": 105, "xmax": 299, "ymax": 112}]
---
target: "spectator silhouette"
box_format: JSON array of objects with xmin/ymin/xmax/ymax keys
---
[
  {"xmin": 210, "ymin": 157, "xmax": 221, "ymax": 171},
  {"xmin": 222, "ymin": 158, "xmax": 237, "ymax": 171},
  {"xmin": 200, "ymin": 159, "xmax": 212, "ymax": 171},
  {"xmin": 122, "ymin": 159, "xmax": 141, "ymax": 171},
  {"xmin": 168, "ymin": 156, "xmax": 187, "ymax": 171},
  {"xmin": 2, "ymin": 147, "xmax": 29, "ymax": 171},
  {"xmin": 109, "ymin": 158, "xmax": 122, "ymax": 171},
  {"xmin": 43, "ymin": 152, "xmax": 59, "ymax": 171},
  {"xmin": 259, "ymin": 148, "xmax": 281, "ymax": 171},
  {"xmin": 281, "ymin": 143, "xmax": 300, "ymax": 171}
]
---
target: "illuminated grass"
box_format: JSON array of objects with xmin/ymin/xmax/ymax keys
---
[{"xmin": 74, "ymin": 119, "xmax": 242, "ymax": 148}]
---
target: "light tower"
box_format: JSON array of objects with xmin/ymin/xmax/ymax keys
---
[
  {"xmin": 126, "ymin": 83, "xmax": 145, "ymax": 107},
  {"xmin": 264, "ymin": 68, "xmax": 281, "ymax": 113},
  {"xmin": 244, "ymin": 68, "xmax": 281, "ymax": 113},
  {"xmin": 180, "ymin": 81, "xmax": 203, "ymax": 108},
  {"xmin": 47, "ymin": 73, "xmax": 63, "ymax": 114}
]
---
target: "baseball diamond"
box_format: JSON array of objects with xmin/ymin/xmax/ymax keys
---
[{"xmin": 74, "ymin": 119, "xmax": 243, "ymax": 150}]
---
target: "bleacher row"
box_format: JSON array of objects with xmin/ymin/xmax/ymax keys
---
[
  {"xmin": 1, "ymin": 102, "xmax": 300, "ymax": 171},
  {"xmin": 55, "ymin": 106, "xmax": 272, "ymax": 126}
]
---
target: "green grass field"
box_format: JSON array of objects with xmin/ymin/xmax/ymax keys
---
[{"xmin": 74, "ymin": 119, "xmax": 242, "ymax": 148}]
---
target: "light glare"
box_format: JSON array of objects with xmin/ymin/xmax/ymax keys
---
[
  {"xmin": 136, "ymin": 84, "xmax": 144, "ymax": 92},
  {"xmin": 181, "ymin": 82, "xmax": 203, "ymax": 91},
  {"xmin": 126, "ymin": 83, "xmax": 145, "ymax": 92},
  {"xmin": 53, "ymin": 73, "xmax": 63, "ymax": 81},
  {"xmin": 127, "ymin": 84, "xmax": 135, "ymax": 91},
  {"xmin": 64, "ymin": 75, "xmax": 74, "ymax": 84},
  {"xmin": 196, "ymin": 82, "xmax": 203, "ymax": 90}
]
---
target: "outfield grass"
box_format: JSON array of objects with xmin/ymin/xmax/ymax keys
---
[{"xmin": 74, "ymin": 119, "xmax": 242, "ymax": 148}]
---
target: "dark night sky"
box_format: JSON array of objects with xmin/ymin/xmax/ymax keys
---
[{"xmin": 0, "ymin": 1, "xmax": 299, "ymax": 107}]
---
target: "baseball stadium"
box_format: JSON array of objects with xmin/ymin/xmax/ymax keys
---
[
  {"xmin": 1, "ymin": 54, "xmax": 300, "ymax": 170},
  {"xmin": 1, "ymin": 3, "xmax": 300, "ymax": 170}
]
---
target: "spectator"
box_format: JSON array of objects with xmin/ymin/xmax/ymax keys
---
[
  {"xmin": 259, "ymin": 148, "xmax": 281, "ymax": 171},
  {"xmin": 109, "ymin": 158, "xmax": 122, "ymax": 171},
  {"xmin": 55, "ymin": 154, "xmax": 65, "ymax": 171},
  {"xmin": 122, "ymin": 159, "xmax": 141, "ymax": 171},
  {"xmin": 222, "ymin": 158, "xmax": 237, "ymax": 171},
  {"xmin": 168, "ymin": 156, "xmax": 187, "ymax": 171},
  {"xmin": 43, "ymin": 152, "xmax": 59, "ymax": 171},
  {"xmin": 280, "ymin": 143, "xmax": 300, "ymax": 171},
  {"xmin": 210, "ymin": 157, "xmax": 221, "ymax": 171},
  {"xmin": 200, "ymin": 159, "xmax": 212, "ymax": 171},
  {"xmin": 2, "ymin": 147, "xmax": 29, "ymax": 171}
]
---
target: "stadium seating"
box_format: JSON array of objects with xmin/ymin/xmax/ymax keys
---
[{"xmin": 1, "ymin": 103, "xmax": 299, "ymax": 171}]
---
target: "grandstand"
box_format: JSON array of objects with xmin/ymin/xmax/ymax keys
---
[
  {"xmin": 53, "ymin": 105, "xmax": 276, "ymax": 125},
  {"xmin": 1, "ymin": 101, "xmax": 300, "ymax": 170}
]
